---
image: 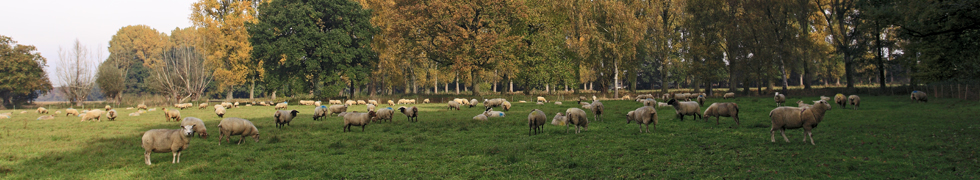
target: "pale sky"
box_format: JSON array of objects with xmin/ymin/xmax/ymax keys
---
[{"xmin": 0, "ymin": 0, "xmax": 197, "ymax": 86}]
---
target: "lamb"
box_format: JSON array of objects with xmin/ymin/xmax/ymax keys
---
[
  {"xmin": 703, "ymin": 102, "xmax": 740, "ymax": 125},
  {"xmin": 313, "ymin": 105, "xmax": 329, "ymax": 121},
  {"xmin": 848, "ymin": 95, "xmax": 861, "ymax": 109},
  {"xmin": 327, "ymin": 105, "xmax": 348, "ymax": 116},
  {"xmin": 527, "ymin": 109, "xmax": 547, "ymax": 135},
  {"xmin": 273, "ymin": 110, "xmax": 299, "ymax": 129},
  {"xmin": 106, "ymin": 109, "xmax": 118, "ymax": 121},
  {"xmin": 180, "ymin": 117, "xmax": 208, "ymax": 138},
  {"xmin": 217, "ymin": 117, "xmax": 260, "ymax": 145},
  {"xmin": 137, "ymin": 103, "xmax": 148, "ymax": 110},
  {"xmin": 343, "ymin": 111, "xmax": 377, "ymax": 132},
  {"xmin": 80, "ymin": 110, "xmax": 104, "ymax": 122},
  {"xmin": 423, "ymin": 99, "xmax": 430, "ymax": 104},
  {"xmin": 374, "ymin": 107, "xmax": 395, "ymax": 122},
  {"xmin": 723, "ymin": 92, "xmax": 735, "ymax": 99},
  {"xmin": 834, "ymin": 93, "xmax": 847, "ymax": 108},
  {"xmin": 536, "ymin": 96, "xmax": 548, "ymax": 103},
  {"xmin": 501, "ymin": 101, "xmax": 512, "ymax": 111},
  {"xmin": 162, "ymin": 108, "xmax": 181, "ymax": 122},
  {"xmin": 198, "ymin": 103, "xmax": 208, "ymax": 109},
  {"xmin": 275, "ymin": 102, "xmax": 288, "ymax": 110},
  {"xmin": 214, "ymin": 106, "xmax": 226, "ymax": 118},
  {"xmin": 564, "ymin": 108, "xmax": 589, "ymax": 134},
  {"xmin": 626, "ymin": 106, "xmax": 658, "ymax": 133},
  {"xmin": 448, "ymin": 101, "xmax": 461, "ymax": 110},
  {"xmin": 141, "ymin": 124, "xmax": 195, "ymax": 165},
  {"xmin": 696, "ymin": 95, "xmax": 706, "ymax": 107},
  {"xmin": 769, "ymin": 100, "xmax": 832, "ymax": 145},
  {"xmin": 36, "ymin": 107, "xmax": 48, "ymax": 114},
  {"xmin": 774, "ymin": 92, "xmax": 786, "ymax": 106},
  {"xmin": 398, "ymin": 106, "xmax": 419, "ymax": 122},
  {"xmin": 911, "ymin": 91, "xmax": 928, "ymax": 103},
  {"xmin": 551, "ymin": 113, "xmax": 567, "ymax": 126},
  {"xmin": 666, "ymin": 99, "xmax": 702, "ymax": 121},
  {"xmin": 589, "ymin": 100, "xmax": 604, "ymax": 121},
  {"xmin": 473, "ymin": 114, "xmax": 488, "ymax": 121}
]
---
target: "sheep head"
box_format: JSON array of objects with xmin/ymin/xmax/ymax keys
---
[
  {"xmin": 181, "ymin": 125, "xmax": 195, "ymax": 137},
  {"xmin": 290, "ymin": 110, "xmax": 299, "ymax": 117}
]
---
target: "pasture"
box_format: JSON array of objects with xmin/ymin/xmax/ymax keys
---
[{"xmin": 0, "ymin": 95, "xmax": 977, "ymax": 178}]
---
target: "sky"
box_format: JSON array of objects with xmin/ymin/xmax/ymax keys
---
[{"xmin": 0, "ymin": 0, "xmax": 197, "ymax": 86}]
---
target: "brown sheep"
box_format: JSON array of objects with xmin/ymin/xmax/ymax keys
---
[{"xmin": 769, "ymin": 100, "xmax": 832, "ymax": 145}]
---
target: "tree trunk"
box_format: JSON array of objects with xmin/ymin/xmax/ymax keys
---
[
  {"xmin": 272, "ymin": 90, "xmax": 277, "ymax": 100},
  {"xmin": 545, "ymin": 84, "xmax": 550, "ymax": 94},
  {"xmin": 844, "ymin": 53, "xmax": 855, "ymax": 93},
  {"xmin": 249, "ymin": 78, "xmax": 255, "ymax": 101},
  {"xmin": 471, "ymin": 71, "xmax": 480, "ymax": 96},
  {"xmin": 780, "ymin": 59, "xmax": 789, "ymax": 94},
  {"xmin": 614, "ymin": 62, "xmax": 619, "ymax": 98},
  {"xmin": 226, "ymin": 86, "xmax": 234, "ymax": 101},
  {"xmin": 434, "ymin": 75, "xmax": 438, "ymax": 94},
  {"xmin": 455, "ymin": 76, "xmax": 459, "ymax": 95},
  {"xmin": 509, "ymin": 80, "xmax": 513, "ymax": 92}
]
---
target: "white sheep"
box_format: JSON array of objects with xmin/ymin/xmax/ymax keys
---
[
  {"xmin": 483, "ymin": 107, "xmax": 505, "ymax": 118},
  {"xmin": 518, "ymin": 100, "xmax": 527, "ymax": 103},
  {"xmin": 367, "ymin": 100, "xmax": 378, "ymax": 106},
  {"xmin": 589, "ymin": 100, "xmax": 604, "ymax": 121},
  {"xmin": 387, "ymin": 100, "xmax": 395, "ymax": 106},
  {"xmin": 313, "ymin": 105, "xmax": 329, "ymax": 121},
  {"xmin": 537, "ymin": 96, "xmax": 548, "ymax": 103},
  {"xmin": 217, "ymin": 117, "xmax": 260, "ymax": 145},
  {"xmin": 527, "ymin": 109, "xmax": 547, "ymax": 135},
  {"xmin": 796, "ymin": 100, "xmax": 811, "ymax": 108},
  {"xmin": 848, "ymin": 95, "xmax": 861, "ymax": 109},
  {"xmin": 834, "ymin": 93, "xmax": 847, "ymax": 108},
  {"xmin": 423, "ymin": 99, "xmax": 430, "ymax": 104},
  {"xmin": 343, "ymin": 111, "xmax": 377, "ymax": 132},
  {"xmin": 473, "ymin": 114, "xmax": 488, "ymax": 121},
  {"xmin": 327, "ymin": 105, "xmax": 348, "ymax": 116},
  {"xmin": 641, "ymin": 99, "xmax": 656, "ymax": 107},
  {"xmin": 375, "ymin": 107, "xmax": 395, "ymax": 122},
  {"xmin": 274, "ymin": 110, "xmax": 299, "ymax": 129},
  {"xmin": 820, "ymin": 96, "xmax": 831, "ymax": 102},
  {"xmin": 626, "ymin": 106, "xmax": 658, "ymax": 133},
  {"xmin": 329, "ymin": 100, "xmax": 343, "ymax": 105},
  {"xmin": 723, "ymin": 92, "xmax": 735, "ymax": 99},
  {"xmin": 666, "ymin": 99, "xmax": 702, "ymax": 121},
  {"xmin": 80, "ymin": 110, "xmax": 104, "ymax": 122},
  {"xmin": 36, "ymin": 107, "xmax": 48, "ymax": 114},
  {"xmin": 180, "ymin": 117, "xmax": 209, "ymax": 138},
  {"xmin": 469, "ymin": 99, "xmax": 479, "ymax": 108},
  {"xmin": 911, "ymin": 91, "xmax": 928, "ymax": 103},
  {"xmin": 398, "ymin": 106, "xmax": 419, "ymax": 122},
  {"xmin": 447, "ymin": 101, "xmax": 461, "ymax": 110},
  {"xmin": 635, "ymin": 94, "xmax": 654, "ymax": 101},
  {"xmin": 366, "ymin": 104, "xmax": 376, "ymax": 112},
  {"xmin": 129, "ymin": 112, "xmax": 141, "ymax": 116},
  {"xmin": 774, "ymin": 92, "xmax": 786, "ymax": 106},
  {"xmin": 551, "ymin": 113, "xmax": 567, "ymax": 126},
  {"xmin": 769, "ymin": 100, "xmax": 832, "ymax": 145},
  {"xmin": 337, "ymin": 112, "xmax": 350, "ymax": 117},
  {"xmin": 106, "ymin": 109, "xmax": 118, "ymax": 121},
  {"xmin": 137, "ymin": 103, "xmax": 148, "ymax": 110},
  {"xmin": 554, "ymin": 101, "xmax": 562, "ymax": 105},
  {"xmin": 314, "ymin": 101, "xmax": 322, "ymax": 106},
  {"xmin": 37, "ymin": 115, "xmax": 55, "ymax": 120},
  {"xmin": 162, "ymin": 108, "xmax": 181, "ymax": 122},
  {"xmin": 141, "ymin": 124, "xmax": 195, "ymax": 165},
  {"xmin": 501, "ymin": 101, "xmax": 512, "ymax": 111},
  {"xmin": 696, "ymin": 95, "xmax": 706, "ymax": 107},
  {"xmin": 564, "ymin": 108, "xmax": 589, "ymax": 134},
  {"xmin": 275, "ymin": 102, "xmax": 288, "ymax": 110},
  {"xmin": 199, "ymin": 103, "xmax": 208, "ymax": 109},
  {"xmin": 214, "ymin": 105, "xmax": 226, "ymax": 118},
  {"xmin": 356, "ymin": 100, "xmax": 367, "ymax": 105},
  {"xmin": 536, "ymin": 102, "xmax": 544, "ymax": 105},
  {"xmin": 704, "ymin": 102, "xmax": 740, "ymax": 126}
]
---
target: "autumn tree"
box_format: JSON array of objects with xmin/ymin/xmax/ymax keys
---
[
  {"xmin": 0, "ymin": 35, "xmax": 53, "ymax": 108},
  {"xmin": 57, "ymin": 39, "xmax": 98, "ymax": 107},
  {"xmin": 192, "ymin": 0, "xmax": 266, "ymax": 100},
  {"xmin": 817, "ymin": 0, "xmax": 865, "ymax": 92},
  {"xmin": 104, "ymin": 25, "xmax": 169, "ymax": 101}
]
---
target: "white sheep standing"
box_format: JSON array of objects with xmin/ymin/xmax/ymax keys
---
[
  {"xmin": 769, "ymin": 100, "xmax": 832, "ymax": 145},
  {"xmin": 834, "ymin": 94, "xmax": 847, "ymax": 108},
  {"xmin": 527, "ymin": 109, "xmax": 547, "ymax": 135},
  {"xmin": 343, "ymin": 111, "xmax": 377, "ymax": 132},
  {"xmin": 199, "ymin": 103, "xmax": 208, "ymax": 109},
  {"xmin": 537, "ymin": 96, "xmax": 548, "ymax": 103},
  {"xmin": 327, "ymin": 105, "xmax": 348, "ymax": 116},
  {"xmin": 666, "ymin": 99, "xmax": 702, "ymax": 121},
  {"xmin": 137, "ymin": 103, "xmax": 148, "ymax": 110},
  {"xmin": 501, "ymin": 101, "xmax": 512, "ymax": 111},
  {"xmin": 217, "ymin": 117, "xmax": 260, "ymax": 145},
  {"xmin": 774, "ymin": 92, "xmax": 786, "ymax": 106},
  {"xmin": 469, "ymin": 99, "xmax": 479, "ymax": 108},
  {"xmin": 180, "ymin": 117, "xmax": 209, "ymax": 138},
  {"xmin": 374, "ymin": 107, "xmax": 395, "ymax": 122},
  {"xmin": 36, "ymin": 107, "xmax": 48, "ymax": 114},
  {"xmin": 723, "ymin": 92, "xmax": 735, "ymax": 99},
  {"xmin": 106, "ymin": 109, "xmax": 118, "ymax": 121},
  {"xmin": 162, "ymin": 108, "xmax": 181, "ymax": 122},
  {"xmin": 141, "ymin": 124, "xmax": 195, "ymax": 165},
  {"xmin": 703, "ymin": 102, "xmax": 740, "ymax": 126},
  {"xmin": 564, "ymin": 108, "xmax": 589, "ymax": 134},
  {"xmin": 80, "ymin": 110, "xmax": 104, "ymax": 122},
  {"xmin": 423, "ymin": 99, "xmax": 430, "ymax": 104},
  {"xmin": 589, "ymin": 100, "xmax": 604, "ymax": 121},
  {"xmin": 274, "ymin": 110, "xmax": 299, "ymax": 129},
  {"xmin": 275, "ymin": 102, "xmax": 288, "ymax": 110},
  {"xmin": 447, "ymin": 101, "xmax": 461, "ymax": 110},
  {"xmin": 398, "ymin": 106, "xmax": 419, "ymax": 122},
  {"xmin": 626, "ymin": 106, "xmax": 658, "ymax": 133},
  {"xmin": 820, "ymin": 96, "xmax": 831, "ymax": 102},
  {"xmin": 848, "ymin": 95, "xmax": 861, "ymax": 110},
  {"xmin": 214, "ymin": 105, "xmax": 226, "ymax": 118},
  {"xmin": 313, "ymin": 105, "xmax": 329, "ymax": 121}
]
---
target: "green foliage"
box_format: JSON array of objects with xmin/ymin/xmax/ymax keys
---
[{"xmin": 0, "ymin": 35, "xmax": 53, "ymax": 107}]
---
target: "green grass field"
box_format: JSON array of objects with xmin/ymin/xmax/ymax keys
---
[{"xmin": 0, "ymin": 95, "xmax": 977, "ymax": 179}]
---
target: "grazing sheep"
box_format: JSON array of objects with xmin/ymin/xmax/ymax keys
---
[
  {"xmin": 129, "ymin": 112, "xmax": 141, "ymax": 116},
  {"xmin": 447, "ymin": 101, "xmax": 461, "ymax": 110},
  {"xmin": 141, "ymin": 124, "xmax": 195, "ymax": 165},
  {"xmin": 820, "ymin": 96, "xmax": 831, "ymax": 102},
  {"xmin": 375, "ymin": 107, "xmax": 395, "ymax": 122},
  {"xmin": 408, "ymin": 99, "xmax": 417, "ymax": 104},
  {"xmin": 564, "ymin": 108, "xmax": 589, "ymax": 134},
  {"xmin": 367, "ymin": 100, "xmax": 378, "ymax": 106},
  {"xmin": 590, "ymin": 100, "xmax": 604, "ymax": 121},
  {"xmin": 578, "ymin": 96, "xmax": 587, "ymax": 103},
  {"xmin": 199, "ymin": 103, "xmax": 208, "ymax": 109},
  {"xmin": 36, "ymin": 107, "xmax": 48, "ymax": 114},
  {"xmin": 621, "ymin": 95, "xmax": 631, "ymax": 100},
  {"xmin": 723, "ymin": 92, "xmax": 735, "ymax": 99},
  {"xmin": 554, "ymin": 101, "xmax": 562, "ymax": 105},
  {"xmin": 677, "ymin": 93, "xmax": 691, "ymax": 101},
  {"xmin": 366, "ymin": 104, "xmax": 376, "ymax": 112},
  {"xmin": 314, "ymin": 101, "xmax": 322, "ymax": 106},
  {"xmin": 80, "ymin": 110, "xmax": 104, "ymax": 122},
  {"xmin": 454, "ymin": 98, "xmax": 468, "ymax": 106},
  {"xmin": 527, "ymin": 109, "xmax": 547, "ymax": 135},
  {"xmin": 106, "ymin": 109, "xmax": 118, "ymax": 121},
  {"xmin": 536, "ymin": 96, "xmax": 548, "ymax": 103},
  {"xmin": 703, "ymin": 102, "xmax": 740, "ymax": 125},
  {"xmin": 769, "ymin": 100, "xmax": 832, "ymax": 145},
  {"xmin": 626, "ymin": 106, "xmax": 658, "ymax": 133},
  {"xmin": 423, "ymin": 99, "xmax": 430, "ymax": 104},
  {"xmin": 217, "ymin": 117, "xmax": 260, "ymax": 145},
  {"xmin": 696, "ymin": 95, "xmax": 706, "ymax": 107},
  {"xmin": 579, "ymin": 102, "xmax": 590, "ymax": 106},
  {"xmin": 221, "ymin": 102, "xmax": 234, "ymax": 109},
  {"xmin": 774, "ymin": 92, "xmax": 786, "ymax": 106},
  {"xmin": 387, "ymin": 100, "xmax": 395, "ymax": 106},
  {"xmin": 37, "ymin": 115, "xmax": 55, "ymax": 120},
  {"xmin": 329, "ymin": 100, "xmax": 343, "ymax": 105},
  {"xmin": 551, "ymin": 113, "xmax": 567, "ymax": 126},
  {"xmin": 162, "ymin": 108, "xmax": 181, "ymax": 122},
  {"xmin": 346, "ymin": 100, "xmax": 357, "ymax": 106},
  {"xmin": 273, "ymin": 110, "xmax": 299, "ymax": 129},
  {"xmin": 398, "ymin": 106, "xmax": 419, "ymax": 122},
  {"xmin": 635, "ymin": 94, "xmax": 654, "ymax": 101},
  {"xmin": 214, "ymin": 106, "xmax": 226, "ymax": 118},
  {"xmin": 299, "ymin": 100, "xmax": 314, "ymax": 105},
  {"xmin": 848, "ymin": 95, "xmax": 861, "ymax": 109},
  {"xmin": 137, "ymin": 103, "xmax": 148, "ymax": 110},
  {"xmin": 357, "ymin": 100, "xmax": 367, "ymax": 105},
  {"xmin": 337, "ymin": 112, "xmax": 349, "ymax": 117},
  {"xmin": 313, "ymin": 105, "xmax": 329, "ymax": 121},
  {"xmin": 473, "ymin": 114, "xmax": 488, "ymax": 121},
  {"xmin": 911, "ymin": 91, "xmax": 928, "ymax": 103},
  {"xmin": 180, "ymin": 117, "xmax": 208, "ymax": 138},
  {"xmin": 797, "ymin": 100, "xmax": 811, "ymax": 108},
  {"xmin": 0, "ymin": 115, "xmax": 8, "ymax": 119},
  {"xmin": 834, "ymin": 93, "xmax": 847, "ymax": 108},
  {"xmin": 519, "ymin": 100, "xmax": 527, "ymax": 103},
  {"xmin": 275, "ymin": 102, "xmax": 288, "ymax": 110},
  {"xmin": 483, "ymin": 98, "xmax": 503, "ymax": 108},
  {"xmin": 469, "ymin": 99, "xmax": 479, "ymax": 108},
  {"xmin": 666, "ymin": 99, "xmax": 702, "ymax": 121},
  {"xmin": 501, "ymin": 101, "xmax": 512, "ymax": 111},
  {"xmin": 642, "ymin": 99, "xmax": 656, "ymax": 107},
  {"xmin": 343, "ymin": 111, "xmax": 377, "ymax": 132},
  {"xmin": 233, "ymin": 102, "xmax": 239, "ymax": 108},
  {"xmin": 55, "ymin": 110, "xmax": 61, "ymax": 114},
  {"xmin": 327, "ymin": 105, "xmax": 348, "ymax": 116}
]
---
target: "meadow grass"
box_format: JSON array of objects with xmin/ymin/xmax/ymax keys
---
[{"xmin": 0, "ymin": 95, "xmax": 977, "ymax": 179}]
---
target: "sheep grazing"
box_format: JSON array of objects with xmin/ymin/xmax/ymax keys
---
[
  {"xmin": 398, "ymin": 106, "xmax": 419, "ymax": 122},
  {"xmin": 343, "ymin": 111, "xmax": 377, "ymax": 132},
  {"xmin": 367, "ymin": 100, "xmax": 378, "ymax": 106},
  {"xmin": 447, "ymin": 101, "xmax": 461, "ymax": 110},
  {"xmin": 722, "ymin": 92, "xmax": 735, "ymax": 99},
  {"xmin": 314, "ymin": 101, "xmax": 322, "ymax": 106},
  {"xmin": 106, "ymin": 109, "xmax": 118, "ymax": 121},
  {"xmin": 137, "ymin": 103, "xmax": 148, "ymax": 110},
  {"xmin": 551, "ymin": 113, "xmax": 567, "ymax": 126},
  {"xmin": 473, "ymin": 114, "xmax": 488, "ymax": 121},
  {"xmin": 217, "ymin": 117, "xmax": 260, "ymax": 145},
  {"xmin": 162, "ymin": 108, "xmax": 181, "ymax": 122},
  {"xmin": 704, "ymin": 102, "xmax": 740, "ymax": 126},
  {"xmin": 820, "ymin": 96, "xmax": 831, "ymax": 102},
  {"xmin": 848, "ymin": 95, "xmax": 861, "ymax": 109},
  {"xmin": 299, "ymin": 100, "xmax": 314, "ymax": 105},
  {"xmin": 536, "ymin": 96, "xmax": 548, "ymax": 103},
  {"xmin": 198, "ymin": 103, "xmax": 208, "ymax": 109},
  {"xmin": 796, "ymin": 100, "xmax": 811, "ymax": 108},
  {"xmin": 80, "ymin": 110, "xmax": 104, "ymax": 122},
  {"xmin": 590, "ymin": 100, "xmax": 604, "ymax": 121},
  {"xmin": 274, "ymin": 110, "xmax": 299, "ymax": 129},
  {"xmin": 641, "ymin": 99, "xmax": 656, "ymax": 107},
  {"xmin": 519, "ymin": 100, "xmax": 527, "ymax": 103},
  {"xmin": 469, "ymin": 99, "xmax": 479, "ymax": 108},
  {"xmin": 911, "ymin": 91, "xmax": 928, "ymax": 103},
  {"xmin": 677, "ymin": 93, "xmax": 691, "ymax": 101},
  {"xmin": 36, "ymin": 107, "xmax": 48, "ymax": 114},
  {"xmin": 129, "ymin": 112, "xmax": 141, "ymax": 116},
  {"xmin": 356, "ymin": 100, "xmax": 367, "ymax": 105},
  {"xmin": 564, "ymin": 108, "xmax": 589, "ymax": 134},
  {"xmin": 141, "ymin": 124, "xmax": 195, "ymax": 165},
  {"xmin": 423, "ymin": 99, "xmax": 430, "ymax": 104},
  {"xmin": 579, "ymin": 102, "xmax": 590, "ymax": 106},
  {"xmin": 374, "ymin": 107, "xmax": 395, "ymax": 122},
  {"xmin": 327, "ymin": 105, "xmax": 348, "ymax": 116},
  {"xmin": 221, "ymin": 102, "xmax": 234, "ymax": 109},
  {"xmin": 621, "ymin": 95, "xmax": 631, "ymax": 100},
  {"xmin": 483, "ymin": 98, "xmax": 504, "ymax": 108},
  {"xmin": 275, "ymin": 102, "xmax": 288, "ymax": 110},
  {"xmin": 214, "ymin": 106, "xmax": 226, "ymax": 118},
  {"xmin": 328, "ymin": 100, "xmax": 342, "ymax": 104},
  {"xmin": 774, "ymin": 92, "xmax": 786, "ymax": 106},
  {"xmin": 527, "ymin": 109, "xmax": 547, "ymax": 135},
  {"xmin": 554, "ymin": 101, "xmax": 563, "ymax": 105},
  {"xmin": 627, "ymin": 106, "xmax": 658, "ymax": 133},
  {"xmin": 666, "ymin": 99, "xmax": 702, "ymax": 121},
  {"xmin": 387, "ymin": 100, "xmax": 395, "ymax": 106},
  {"xmin": 313, "ymin": 105, "xmax": 329, "ymax": 121},
  {"xmin": 769, "ymin": 100, "xmax": 832, "ymax": 145},
  {"xmin": 233, "ymin": 102, "xmax": 239, "ymax": 108},
  {"xmin": 501, "ymin": 101, "xmax": 512, "ymax": 111},
  {"xmin": 180, "ymin": 117, "xmax": 208, "ymax": 138},
  {"xmin": 346, "ymin": 100, "xmax": 357, "ymax": 106},
  {"xmin": 834, "ymin": 93, "xmax": 847, "ymax": 108}
]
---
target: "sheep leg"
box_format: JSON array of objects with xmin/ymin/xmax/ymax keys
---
[
  {"xmin": 770, "ymin": 129, "xmax": 776, "ymax": 142},
  {"xmin": 780, "ymin": 129, "xmax": 789, "ymax": 142},
  {"xmin": 145, "ymin": 151, "xmax": 152, "ymax": 165},
  {"xmin": 172, "ymin": 152, "xmax": 177, "ymax": 163},
  {"xmin": 176, "ymin": 151, "xmax": 181, "ymax": 163},
  {"xmin": 361, "ymin": 125, "xmax": 365, "ymax": 132},
  {"xmin": 237, "ymin": 136, "xmax": 244, "ymax": 145},
  {"xmin": 808, "ymin": 131, "xmax": 815, "ymax": 145}
]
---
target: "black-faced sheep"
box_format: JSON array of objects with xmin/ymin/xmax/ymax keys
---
[
  {"xmin": 848, "ymin": 95, "xmax": 860, "ymax": 109},
  {"xmin": 704, "ymin": 102, "xmax": 740, "ymax": 125},
  {"xmin": 666, "ymin": 99, "xmax": 702, "ymax": 121},
  {"xmin": 217, "ymin": 117, "xmax": 260, "ymax": 145},
  {"xmin": 626, "ymin": 106, "xmax": 658, "ymax": 133},
  {"xmin": 527, "ymin": 109, "xmax": 547, "ymax": 135},
  {"xmin": 180, "ymin": 117, "xmax": 208, "ymax": 138},
  {"xmin": 398, "ymin": 106, "xmax": 419, "ymax": 122},
  {"xmin": 769, "ymin": 100, "xmax": 832, "ymax": 145},
  {"xmin": 141, "ymin": 124, "xmax": 195, "ymax": 165},
  {"xmin": 343, "ymin": 111, "xmax": 377, "ymax": 132},
  {"xmin": 911, "ymin": 91, "xmax": 928, "ymax": 102},
  {"xmin": 274, "ymin": 110, "xmax": 299, "ymax": 129}
]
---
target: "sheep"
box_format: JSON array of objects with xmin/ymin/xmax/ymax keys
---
[
  {"xmin": 337, "ymin": 112, "xmax": 350, "ymax": 117},
  {"xmin": 137, "ymin": 103, "xmax": 148, "ymax": 110},
  {"xmin": 80, "ymin": 110, "xmax": 104, "ymax": 122},
  {"xmin": 551, "ymin": 113, "xmax": 567, "ymax": 126},
  {"xmin": 233, "ymin": 102, "xmax": 239, "ymax": 108},
  {"xmin": 483, "ymin": 107, "xmax": 506, "ymax": 118},
  {"xmin": 0, "ymin": 115, "xmax": 8, "ymax": 119},
  {"xmin": 564, "ymin": 108, "xmax": 589, "ymax": 134},
  {"xmin": 129, "ymin": 112, "xmax": 141, "ymax": 116},
  {"xmin": 579, "ymin": 102, "xmax": 590, "ymax": 106},
  {"xmin": 536, "ymin": 102, "xmax": 544, "ymax": 105},
  {"xmin": 519, "ymin": 100, "xmax": 527, "ymax": 103},
  {"xmin": 221, "ymin": 102, "xmax": 234, "ymax": 109},
  {"xmin": 677, "ymin": 93, "xmax": 691, "ymax": 100},
  {"xmin": 483, "ymin": 98, "xmax": 503, "ymax": 108},
  {"xmin": 314, "ymin": 101, "xmax": 322, "ymax": 106},
  {"xmin": 214, "ymin": 106, "xmax": 226, "ymax": 118},
  {"xmin": 273, "ymin": 110, "xmax": 299, "ymax": 129},
  {"xmin": 774, "ymin": 92, "xmax": 786, "ymax": 106},
  {"xmin": 454, "ymin": 98, "xmax": 468, "ymax": 106},
  {"xmin": 36, "ymin": 107, "xmax": 48, "ymax": 114},
  {"xmin": 703, "ymin": 102, "xmax": 740, "ymax": 125},
  {"xmin": 375, "ymin": 107, "xmax": 395, "ymax": 122},
  {"xmin": 593, "ymin": 95, "xmax": 598, "ymax": 101},
  {"xmin": 554, "ymin": 101, "xmax": 562, "ymax": 105},
  {"xmin": 501, "ymin": 101, "xmax": 512, "ymax": 111},
  {"xmin": 343, "ymin": 111, "xmax": 377, "ymax": 132},
  {"xmin": 275, "ymin": 102, "xmax": 288, "ymax": 110},
  {"xmin": 635, "ymin": 94, "xmax": 654, "ymax": 101},
  {"xmin": 473, "ymin": 114, "xmax": 488, "ymax": 121},
  {"xmin": 180, "ymin": 117, "xmax": 208, "ymax": 138},
  {"xmin": 313, "ymin": 105, "xmax": 329, "ymax": 121},
  {"xmin": 357, "ymin": 100, "xmax": 367, "ymax": 105},
  {"xmin": 796, "ymin": 100, "xmax": 811, "ymax": 108},
  {"xmin": 409, "ymin": 99, "xmax": 417, "ymax": 104},
  {"xmin": 469, "ymin": 99, "xmax": 479, "ymax": 108},
  {"xmin": 911, "ymin": 91, "xmax": 928, "ymax": 103},
  {"xmin": 148, "ymin": 108, "xmax": 156, "ymax": 111},
  {"xmin": 848, "ymin": 95, "xmax": 861, "ymax": 109},
  {"xmin": 197, "ymin": 103, "xmax": 207, "ymax": 109},
  {"xmin": 217, "ymin": 117, "xmax": 260, "ymax": 145},
  {"xmin": 666, "ymin": 99, "xmax": 702, "ymax": 121},
  {"xmin": 626, "ymin": 106, "xmax": 658, "ymax": 133},
  {"xmin": 398, "ymin": 106, "xmax": 419, "ymax": 122},
  {"xmin": 536, "ymin": 96, "xmax": 548, "ymax": 103},
  {"xmin": 423, "ymin": 99, "xmax": 430, "ymax": 104},
  {"xmin": 769, "ymin": 100, "xmax": 832, "ymax": 145},
  {"xmin": 723, "ymin": 92, "xmax": 735, "ymax": 99},
  {"xmin": 447, "ymin": 101, "xmax": 461, "ymax": 110},
  {"xmin": 366, "ymin": 104, "xmax": 376, "ymax": 112},
  {"xmin": 327, "ymin": 105, "xmax": 348, "ymax": 116},
  {"xmin": 820, "ymin": 96, "xmax": 831, "ymax": 102},
  {"xmin": 37, "ymin": 115, "xmax": 55, "ymax": 120},
  {"xmin": 141, "ymin": 124, "xmax": 196, "ymax": 165},
  {"xmin": 527, "ymin": 109, "xmax": 547, "ymax": 135},
  {"xmin": 621, "ymin": 95, "xmax": 631, "ymax": 100},
  {"xmin": 299, "ymin": 100, "xmax": 314, "ymax": 105},
  {"xmin": 641, "ymin": 99, "xmax": 656, "ymax": 107},
  {"xmin": 162, "ymin": 108, "xmax": 181, "ymax": 122},
  {"xmin": 589, "ymin": 100, "xmax": 604, "ymax": 121},
  {"xmin": 662, "ymin": 93, "xmax": 673, "ymax": 100},
  {"xmin": 55, "ymin": 110, "xmax": 62, "ymax": 114},
  {"xmin": 387, "ymin": 100, "xmax": 395, "ymax": 106},
  {"xmin": 578, "ymin": 96, "xmax": 587, "ymax": 103},
  {"xmin": 367, "ymin": 100, "xmax": 378, "ymax": 106},
  {"xmin": 834, "ymin": 93, "xmax": 847, "ymax": 108},
  {"xmin": 106, "ymin": 109, "xmax": 118, "ymax": 121},
  {"xmin": 329, "ymin": 100, "xmax": 343, "ymax": 105},
  {"xmin": 696, "ymin": 95, "xmax": 706, "ymax": 107}
]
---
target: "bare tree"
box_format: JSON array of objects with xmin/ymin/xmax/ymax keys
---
[
  {"xmin": 57, "ymin": 39, "xmax": 97, "ymax": 107},
  {"xmin": 150, "ymin": 45, "xmax": 212, "ymax": 104}
]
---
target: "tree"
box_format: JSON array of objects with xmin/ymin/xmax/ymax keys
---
[
  {"xmin": 105, "ymin": 25, "xmax": 169, "ymax": 98},
  {"xmin": 0, "ymin": 35, "xmax": 54, "ymax": 109},
  {"xmin": 146, "ymin": 27, "xmax": 213, "ymax": 104},
  {"xmin": 95, "ymin": 60, "xmax": 124, "ymax": 104},
  {"xmin": 891, "ymin": 0, "xmax": 980, "ymax": 83},
  {"xmin": 817, "ymin": 0, "xmax": 865, "ymax": 92},
  {"xmin": 249, "ymin": 0, "xmax": 378, "ymax": 98},
  {"xmin": 192, "ymin": 0, "xmax": 266, "ymax": 100},
  {"xmin": 57, "ymin": 39, "xmax": 98, "ymax": 107}
]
